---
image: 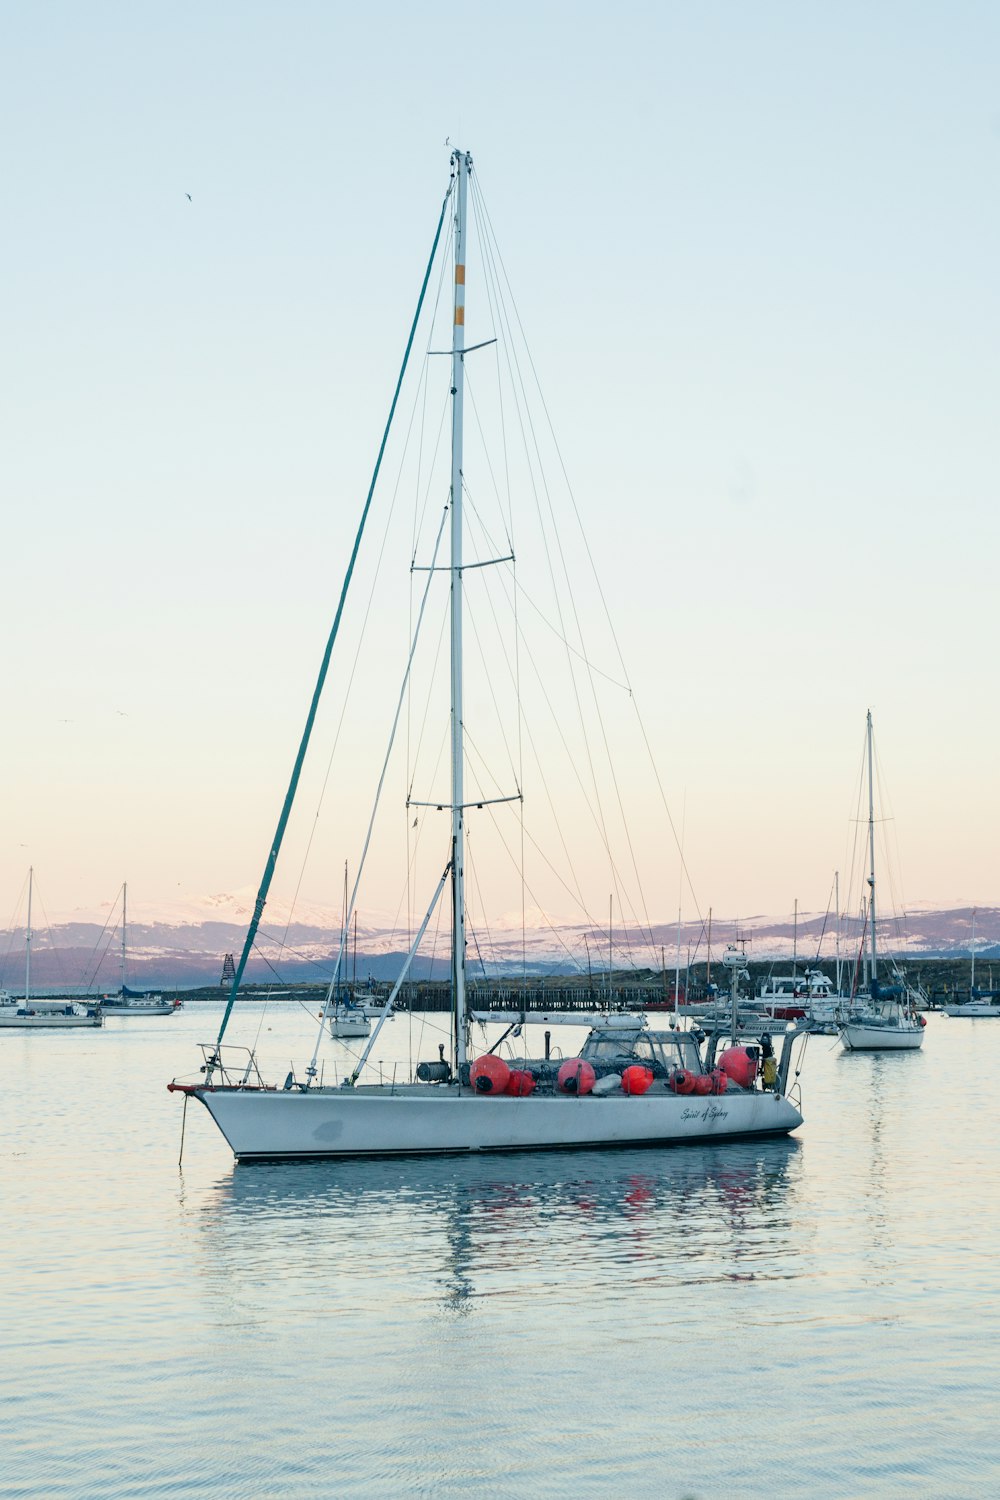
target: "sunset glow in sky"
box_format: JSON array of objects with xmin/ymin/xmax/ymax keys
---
[{"xmin": 3, "ymin": 2, "xmax": 998, "ymax": 937}]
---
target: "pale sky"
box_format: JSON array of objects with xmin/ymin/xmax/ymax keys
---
[{"xmin": 2, "ymin": 1, "xmax": 998, "ymax": 939}]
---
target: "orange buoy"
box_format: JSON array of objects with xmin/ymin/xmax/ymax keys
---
[
  {"xmin": 621, "ymin": 1064, "xmax": 653, "ymax": 1096},
  {"xmin": 668, "ymin": 1068, "xmax": 696, "ymax": 1095},
  {"xmin": 718, "ymin": 1046, "xmax": 758, "ymax": 1089},
  {"xmin": 918, "ymin": 1015, "xmax": 927, "ymax": 1027},
  {"xmin": 692, "ymin": 1074, "xmax": 713, "ymax": 1096},
  {"xmin": 558, "ymin": 1058, "xmax": 596, "ymax": 1095},
  {"xmin": 470, "ymin": 1054, "xmax": 511, "ymax": 1094},
  {"xmin": 709, "ymin": 1068, "xmax": 729, "ymax": 1095},
  {"xmin": 505, "ymin": 1067, "xmax": 536, "ymax": 1097}
]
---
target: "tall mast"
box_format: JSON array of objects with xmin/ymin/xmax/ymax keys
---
[
  {"xmin": 792, "ymin": 897, "xmax": 798, "ymax": 976},
  {"xmin": 121, "ymin": 882, "xmax": 127, "ymax": 995},
  {"xmin": 866, "ymin": 709, "xmax": 877, "ymax": 983},
  {"xmin": 25, "ymin": 866, "xmax": 33, "ymax": 1003},
  {"xmin": 971, "ymin": 907, "xmax": 977, "ymax": 993},
  {"xmin": 608, "ymin": 895, "xmax": 613, "ymax": 998},
  {"xmin": 449, "ymin": 148, "xmax": 471, "ymax": 1071},
  {"xmin": 834, "ymin": 870, "xmax": 841, "ymax": 992}
]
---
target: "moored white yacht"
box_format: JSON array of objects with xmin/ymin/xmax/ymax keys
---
[
  {"xmin": 940, "ymin": 914, "xmax": 1000, "ymax": 1016},
  {"xmin": 97, "ymin": 993, "xmax": 180, "ymax": 1017},
  {"xmin": 88, "ymin": 885, "xmax": 181, "ymax": 1016},
  {"xmin": 756, "ymin": 968, "xmax": 839, "ymax": 1021},
  {"xmin": 836, "ymin": 713, "xmax": 923, "ymax": 1053},
  {"xmin": 940, "ymin": 992, "xmax": 1000, "ymax": 1018},
  {"xmin": 0, "ymin": 870, "xmax": 103, "ymax": 1030},
  {"xmin": 328, "ymin": 999, "xmax": 372, "ymax": 1039},
  {"xmin": 0, "ymin": 1003, "xmax": 103, "ymax": 1030},
  {"xmin": 169, "ymin": 150, "xmax": 807, "ymax": 1161}
]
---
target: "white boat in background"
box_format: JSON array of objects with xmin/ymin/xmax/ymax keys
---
[
  {"xmin": 757, "ymin": 968, "xmax": 840, "ymax": 1023},
  {"xmin": 0, "ymin": 1004, "xmax": 103, "ymax": 1030},
  {"xmin": 170, "ymin": 149, "xmax": 806, "ymax": 1161},
  {"xmin": 941, "ymin": 911, "xmax": 1000, "ymax": 1016},
  {"xmin": 328, "ymin": 1001, "xmax": 372, "ymax": 1039},
  {"xmin": 98, "ymin": 995, "xmax": 180, "ymax": 1016},
  {"xmin": 839, "ymin": 1000, "xmax": 925, "ymax": 1050},
  {"xmin": 470, "ymin": 1010, "xmax": 642, "ymax": 1029},
  {"xmin": 0, "ymin": 870, "xmax": 103, "ymax": 1030},
  {"xmin": 90, "ymin": 884, "xmax": 182, "ymax": 1017},
  {"xmin": 837, "ymin": 714, "xmax": 924, "ymax": 1053},
  {"xmin": 941, "ymin": 996, "xmax": 1000, "ymax": 1018}
]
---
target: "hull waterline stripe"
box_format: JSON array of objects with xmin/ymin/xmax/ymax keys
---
[{"xmin": 230, "ymin": 1128, "xmax": 800, "ymax": 1163}]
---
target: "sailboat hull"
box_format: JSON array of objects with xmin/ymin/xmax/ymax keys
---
[
  {"xmin": 190, "ymin": 1084, "xmax": 803, "ymax": 1162},
  {"xmin": 839, "ymin": 1024, "xmax": 924, "ymax": 1051},
  {"xmin": 328, "ymin": 1017, "xmax": 371, "ymax": 1038},
  {"xmin": 100, "ymin": 1003, "xmax": 178, "ymax": 1017},
  {"xmin": 0, "ymin": 1013, "xmax": 103, "ymax": 1029}
]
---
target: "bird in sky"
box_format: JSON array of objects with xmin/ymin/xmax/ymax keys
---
[{"xmin": 185, "ymin": 193, "xmax": 192, "ymax": 201}]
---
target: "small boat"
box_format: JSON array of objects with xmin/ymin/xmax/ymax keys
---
[
  {"xmin": 0, "ymin": 1003, "xmax": 103, "ymax": 1030},
  {"xmin": 328, "ymin": 1000, "xmax": 372, "ymax": 1039},
  {"xmin": 170, "ymin": 149, "xmax": 807, "ymax": 1161},
  {"xmin": 838, "ymin": 997, "xmax": 925, "ymax": 1050},
  {"xmin": 941, "ymin": 912, "xmax": 1000, "ymax": 1016},
  {"xmin": 756, "ymin": 968, "xmax": 839, "ymax": 1021},
  {"xmin": 0, "ymin": 870, "xmax": 103, "ymax": 1029},
  {"xmin": 96, "ymin": 993, "xmax": 181, "ymax": 1017},
  {"xmin": 88, "ymin": 884, "xmax": 182, "ymax": 1016},
  {"xmin": 470, "ymin": 1009, "xmax": 642, "ymax": 1029},
  {"xmin": 941, "ymin": 992, "xmax": 1000, "ymax": 1018},
  {"xmin": 837, "ymin": 714, "xmax": 923, "ymax": 1053}
]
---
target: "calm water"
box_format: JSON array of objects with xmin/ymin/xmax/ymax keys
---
[{"xmin": 1, "ymin": 1006, "xmax": 997, "ymax": 1498}]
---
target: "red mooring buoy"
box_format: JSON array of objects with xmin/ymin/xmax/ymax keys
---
[
  {"xmin": 505, "ymin": 1068, "xmax": 536, "ymax": 1097},
  {"xmin": 470, "ymin": 1055, "xmax": 511, "ymax": 1094},
  {"xmin": 692, "ymin": 1073, "xmax": 713, "ymax": 1096},
  {"xmin": 668, "ymin": 1068, "xmax": 696, "ymax": 1095},
  {"xmin": 557, "ymin": 1058, "xmax": 596, "ymax": 1095},
  {"xmin": 709, "ymin": 1067, "xmax": 729, "ymax": 1095},
  {"xmin": 718, "ymin": 1046, "xmax": 758, "ymax": 1089},
  {"xmin": 621, "ymin": 1064, "xmax": 653, "ymax": 1096}
]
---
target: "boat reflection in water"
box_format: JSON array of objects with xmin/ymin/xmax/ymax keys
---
[{"xmin": 195, "ymin": 1141, "xmax": 803, "ymax": 1312}]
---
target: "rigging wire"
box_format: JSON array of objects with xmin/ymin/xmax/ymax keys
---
[
  {"xmin": 470, "ymin": 182, "xmax": 524, "ymax": 993},
  {"xmin": 272, "ymin": 379, "xmax": 452, "ymax": 993},
  {"xmin": 212, "ymin": 174, "xmax": 455, "ymax": 1059},
  {"xmin": 473, "ymin": 172, "xmax": 696, "ymax": 945},
  {"xmin": 309, "ymin": 501, "xmax": 451, "ymax": 1071},
  {"xmin": 471, "ymin": 174, "xmax": 659, "ymax": 964},
  {"xmin": 79, "ymin": 890, "xmax": 123, "ymax": 993}
]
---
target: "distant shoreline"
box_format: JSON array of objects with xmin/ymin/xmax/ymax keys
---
[{"xmin": 12, "ymin": 955, "xmax": 996, "ymax": 1006}]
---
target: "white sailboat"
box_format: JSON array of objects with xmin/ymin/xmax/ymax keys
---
[
  {"xmin": 328, "ymin": 1001, "xmax": 371, "ymax": 1040},
  {"xmin": 93, "ymin": 883, "xmax": 181, "ymax": 1017},
  {"xmin": 326, "ymin": 873, "xmax": 383, "ymax": 1038},
  {"xmin": 942, "ymin": 995, "xmax": 1000, "ymax": 1018},
  {"xmin": 837, "ymin": 713, "xmax": 924, "ymax": 1052},
  {"xmin": 170, "ymin": 149, "xmax": 805, "ymax": 1160},
  {"xmin": 0, "ymin": 869, "xmax": 103, "ymax": 1030},
  {"xmin": 941, "ymin": 910, "xmax": 1000, "ymax": 1016}
]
